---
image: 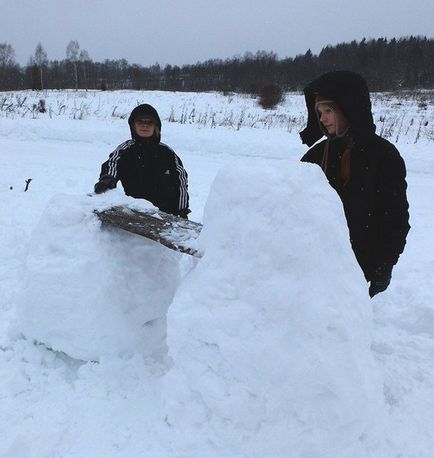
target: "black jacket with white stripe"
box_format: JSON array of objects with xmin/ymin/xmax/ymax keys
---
[{"xmin": 97, "ymin": 137, "xmax": 190, "ymax": 217}]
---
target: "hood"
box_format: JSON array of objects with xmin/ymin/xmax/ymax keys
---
[
  {"xmin": 128, "ymin": 104, "xmax": 162, "ymax": 143},
  {"xmin": 299, "ymin": 71, "xmax": 376, "ymax": 146}
]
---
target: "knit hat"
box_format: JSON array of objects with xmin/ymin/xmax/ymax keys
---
[{"xmin": 128, "ymin": 104, "xmax": 162, "ymax": 142}]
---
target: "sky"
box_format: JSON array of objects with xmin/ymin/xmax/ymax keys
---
[{"xmin": 1, "ymin": 0, "xmax": 434, "ymax": 67}]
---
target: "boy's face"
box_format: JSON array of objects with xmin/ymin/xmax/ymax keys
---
[
  {"xmin": 133, "ymin": 117, "xmax": 156, "ymax": 138},
  {"xmin": 316, "ymin": 102, "xmax": 349, "ymax": 136}
]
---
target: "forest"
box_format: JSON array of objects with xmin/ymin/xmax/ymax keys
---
[{"xmin": 1, "ymin": 36, "xmax": 433, "ymax": 93}]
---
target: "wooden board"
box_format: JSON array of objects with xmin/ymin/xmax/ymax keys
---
[{"xmin": 95, "ymin": 206, "xmax": 203, "ymax": 257}]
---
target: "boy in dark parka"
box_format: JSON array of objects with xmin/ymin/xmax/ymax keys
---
[{"xmin": 300, "ymin": 71, "xmax": 410, "ymax": 298}]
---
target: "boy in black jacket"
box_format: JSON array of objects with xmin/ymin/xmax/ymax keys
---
[
  {"xmin": 94, "ymin": 104, "xmax": 190, "ymax": 218},
  {"xmin": 300, "ymin": 71, "xmax": 410, "ymax": 298}
]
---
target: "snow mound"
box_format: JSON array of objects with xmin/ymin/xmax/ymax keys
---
[
  {"xmin": 13, "ymin": 191, "xmax": 181, "ymax": 361},
  {"xmin": 164, "ymin": 159, "xmax": 388, "ymax": 457}
]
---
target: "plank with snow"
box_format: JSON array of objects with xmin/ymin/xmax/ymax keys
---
[{"xmin": 95, "ymin": 206, "xmax": 203, "ymax": 257}]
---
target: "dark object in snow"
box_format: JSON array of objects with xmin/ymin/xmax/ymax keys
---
[
  {"xmin": 38, "ymin": 99, "xmax": 46, "ymax": 113},
  {"xmin": 95, "ymin": 206, "xmax": 202, "ymax": 257},
  {"xmin": 24, "ymin": 178, "xmax": 32, "ymax": 192}
]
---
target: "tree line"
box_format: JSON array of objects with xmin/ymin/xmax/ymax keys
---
[{"xmin": 1, "ymin": 36, "xmax": 433, "ymax": 93}]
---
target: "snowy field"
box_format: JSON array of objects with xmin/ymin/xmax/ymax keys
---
[{"xmin": 1, "ymin": 90, "xmax": 434, "ymax": 457}]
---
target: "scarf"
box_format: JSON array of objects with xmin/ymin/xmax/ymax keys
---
[{"xmin": 321, "ymin": 136, "xmax": 354, "ymax": 187}]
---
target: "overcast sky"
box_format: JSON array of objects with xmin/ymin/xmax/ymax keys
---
[{"xmin": 1, "ymin": 0, "xmax": 433, "ymax": 66}]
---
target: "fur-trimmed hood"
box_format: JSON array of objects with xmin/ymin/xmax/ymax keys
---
[{"xmin": 299, "ymin": 71, "xmax": 376, "ymax": 147}]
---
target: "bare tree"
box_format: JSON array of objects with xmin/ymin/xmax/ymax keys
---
[
  {"xmin": 79, "ymin": 48, "xmax": 91, "ymax": 89},
  {"xmin": 0, "ymin": 43, "xmax": 16, "ymax": 68},
  {"xmin": 34, "ymin": 43, "xmax": 48, "ymax": 90},
  {"xmin": 0, "ymin": 43, "xmax": 17, "ymax": 89},
  {"xmin": 66, "ymin": 40, "xmax": 80, "ymax": 90}
]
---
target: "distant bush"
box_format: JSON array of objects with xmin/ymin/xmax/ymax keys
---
[{"xmin": 258, "ymin": 83, "xmax": 283, "ymax": 109}]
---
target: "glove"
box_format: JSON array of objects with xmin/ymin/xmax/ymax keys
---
[
  {"xmin": 94, "ymin": 177, "xmax": 116, "ymax": 194},
  {"xmin": 369, "ymin": 264, "xmax": 393, "ymax": 298},
  {"xmin": 178, "ymin": 209, "xmax": 191, "ymax": 219}
]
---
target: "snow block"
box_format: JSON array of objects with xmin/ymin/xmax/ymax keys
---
[
  {"xmin": 164, "ymin": 159, "xmax": 388, "ymax": 457},
  {"xmin": 13, "ymin": 191, "xmax": 181, "ymax": 361}
]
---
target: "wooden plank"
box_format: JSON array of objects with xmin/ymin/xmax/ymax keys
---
[{"xmin": 95, "ymin": 206, "xmax": 203, "ymax": 257}]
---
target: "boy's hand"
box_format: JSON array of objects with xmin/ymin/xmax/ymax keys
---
[
  {"xmin": 178, "ymin": 209, "xmax": 191, "ymax": 219},
  {"xmin": 94, "ymin": 177, "xmax": 116, "ymax": 194},
  {"xmin": 369, "ymin": 264, "xmax": 393, "ymax": 298}
]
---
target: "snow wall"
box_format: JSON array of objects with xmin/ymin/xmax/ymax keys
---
[
  {"xmin": 14, "ymin": 192, "xmax": 181, "ymax": 361},
  {"xmin": 163, "ymin": 159, "xmax": 388, "ymax": 457},
  {"xmin": 12, "ymin": 158, "xmax": 389, "ymax": 457}
]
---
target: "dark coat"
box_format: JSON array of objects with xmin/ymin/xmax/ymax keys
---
[
  {"xmin": 96, "ymin": 104, "xmax": 189, "ymax": 217},
  {"xmin": 300, "ymin": 71, "xmax": 410, "ymax": 281}
]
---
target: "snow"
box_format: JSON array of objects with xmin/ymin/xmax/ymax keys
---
[
  {"xmin": 164, "ymin": 161, "xmax": 386, "ymax": 456},
  {"xmin": 13, "ymin": 192, "xmax": 181, "ymax": 362},
  {"xmin": 1, "ymin": 90, "xmax": 434, "ymax": 457}
]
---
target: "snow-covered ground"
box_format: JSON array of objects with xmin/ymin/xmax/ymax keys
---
[{"xmin": 1, "ymin": 90, "xmax": 433, "ymax": 457}]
